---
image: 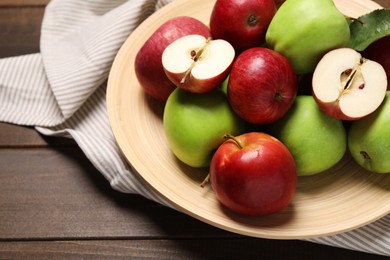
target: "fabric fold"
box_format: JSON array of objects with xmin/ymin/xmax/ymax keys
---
[
  {"xmin": 0, "ymin": 53, "xmax": 63, "ymax": 126},
  {"xmin": 40, "ymin": 0, "xmax": 165, "ymax": 120}
]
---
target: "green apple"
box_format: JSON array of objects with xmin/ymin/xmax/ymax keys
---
[
  {"xmin": 348, "ymin": 91, "xmax": 390, "ymax": 173},
  {"xmin": 266, "ymin": 95, "xmax": 347, "ymax": 176},
  {"xmin": 163, "ymin": 88, "xmax": 245, "ymax": 168},
  {"xmin": 220, "ymin": 74, "xmax": 229, "ymax": 95},
  {"xmin": 265, "ymin": 0, "xmax": 350, "ymax": 74}
]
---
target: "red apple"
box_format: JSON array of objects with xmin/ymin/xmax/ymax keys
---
[
  {"xmin": 312, "ymin": 48, "xmax": 387, "ymax": 120},
  {"xmin": 274, "ymin": 0, "xmax": 285, "ymax": 8},
  {"xmin": 361, "ymin": 36, "xmax": 390, "ymax": 90},
  {"xmin": 162, "ymin": 35, "xmax": 235, "ymax": 93},
  {"xmin": 209, "ymin": 132, "xmax": 297, "ymax": 216},
  {"xmin": 134, "ymin": 16, "xmax": 211, "ymax": 101},
  {"xmin": 209, "ymin": 0, "xmax": 277, "ymax": 52},
  {"xmin": 227, "ymin": 47, "xmax": 298, "ymax": 124}
]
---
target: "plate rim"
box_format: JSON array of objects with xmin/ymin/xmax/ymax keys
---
[{"xmin": 107, "ymin": 0, "xmax": 389, "ymax": 239}]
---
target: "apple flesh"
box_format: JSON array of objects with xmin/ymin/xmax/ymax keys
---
[
  {"xmin": 209, "ymin": 0, "xmax": 277, "ymax": 52},
  {"xmin": 209, "ymin": 132, "xmax": 297, "ymax": 216},
  {"xmin": 227, "ymin": 47, "xmax": 298, "ymax": 124},
  {"xmin": 162, "ymin": 35, "xmax": 235, "ymax": 93},
  {"xmin": 134, "ymin": 16, "xmax": 211, "ymax": 101},
  {"xmin": 312, "ymin": 48, "xmax": 388, "ymax": 120}
]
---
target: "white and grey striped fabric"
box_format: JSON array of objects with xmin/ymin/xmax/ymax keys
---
[{"xmin": 0, "ymin": 0, "xmax": 389, "ymax": 256}]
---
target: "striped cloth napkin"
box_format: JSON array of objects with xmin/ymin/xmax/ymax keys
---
[{"xmin": 0, "ymin": 0, "xmax": 389, "ymax": 256}]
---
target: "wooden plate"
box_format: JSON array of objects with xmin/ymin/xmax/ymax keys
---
[{"xmin": 107, "ymin": 0, "xmax": 389, "ymax": 239}]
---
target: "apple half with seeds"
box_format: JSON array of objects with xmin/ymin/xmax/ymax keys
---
[
  {"xmin": 312, "ymin": 48, "xmax": 387, "ymax": 120},
  {"xmin": 162, "ymin": 34, "xmax": 235, "ymax": 93}
]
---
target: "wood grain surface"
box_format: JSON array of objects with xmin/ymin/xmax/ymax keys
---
[{"xmin": 0, "ymin": 0, "xmax": 389, "ymax": 259}]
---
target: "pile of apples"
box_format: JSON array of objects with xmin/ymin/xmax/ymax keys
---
[{"xmin": 134, "ymin": 0, "xmax": 389, "ymax": 217}]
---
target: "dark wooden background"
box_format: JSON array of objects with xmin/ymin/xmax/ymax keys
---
[{"xmin": 0, "ymin": 0, "xmax": 389, "ymax": 259}]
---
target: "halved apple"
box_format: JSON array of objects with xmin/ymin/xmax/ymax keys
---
[
  {"xmin": 312, "ymin": 48, "xmax": 387, "ymax": 120},
  {"xmin": 162, "ymin": 34, "xmax": 235, "ymax": 93}
]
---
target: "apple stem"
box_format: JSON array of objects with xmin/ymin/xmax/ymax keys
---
[
  {"xmin": 223, "ymin": 134, "xmax": 243, "ymax": 149},
  {"xmin": 348, "ymin": 16, "xmax": 364, "ymax": 25},
  {"xmin": 180, "ymin": 37, "xmax": 212, "ymax": 85},
  {"xmin": 247, "ymin": 14, "xmax": 258, "ymax": 26},
  {"xmin": 200, "ymin": 174, "xmax": 210, "ymax": 188}
]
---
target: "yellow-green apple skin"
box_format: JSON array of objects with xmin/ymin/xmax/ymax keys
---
[
  {"xmin": 163, "ymin": 88, "xmax": 245, "ymax": 168},
  {"xmin": 348, "ymin": 91, "xmax": 390, "ymax": 173},
  {"xmin": 265, "ymin": 0, "xmax": 350, "ymax": 74},
  {"xmin": 221, "ymin": 74, "xmax": 229, "ymax": 95},
  {"xmin": 266, "ymin": 95, "xmax": 347, "ymax": 176}
]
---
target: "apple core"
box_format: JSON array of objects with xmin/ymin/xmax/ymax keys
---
[
  {"xmin": 312, "ymin": 48, "xmax": 387, "ymax": 120},
  {"xmin": 162, "ymin": 34, "xmax": 235, "ymax": 93}
]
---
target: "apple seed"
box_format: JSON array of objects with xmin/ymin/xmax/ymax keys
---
[
  {"xmin": 190, "ymin": 50, "xmax": 197, "ymax": 59},
  {"xmin": 339, "ymin": 57, "xmax": 366, "ymax": 96},
  {"xmin": 343, "ymin": 68, "xmax": 353, "ymax": 75},
  {"xmin": 312, "ymin": 48, "xmax": 387, "ymax": 120},
  {"xmin": 180, "ymin": 38, "xmax": 212, "ymax": 84}
]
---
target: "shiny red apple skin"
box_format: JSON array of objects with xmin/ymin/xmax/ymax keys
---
[
  {"xmin": 227, "ymin": 47, "xmax": 298, "ymax": 124},
  {"xmin": 134, "ymin": 16, "xmax": 211, "ymax": 102},
  {"xmin": 210, "ymin": 132, "xmax": 297, "ymax": 216},
  {"xmin": 362, "ymin": 36, "xmax": 390, "ymax": 90},
  {"xmin": 209, "ymin": 0, "xmax": 277, "ymax": 52}
]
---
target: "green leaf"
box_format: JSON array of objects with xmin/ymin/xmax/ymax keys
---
[{"xmin": 348, "ymin": 9, "xmax": 390, "ymax": 51}]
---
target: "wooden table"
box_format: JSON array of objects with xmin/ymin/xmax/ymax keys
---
[{"xmin": 0, "ymin": 0, "xmax": 389, "ymax": 259}]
